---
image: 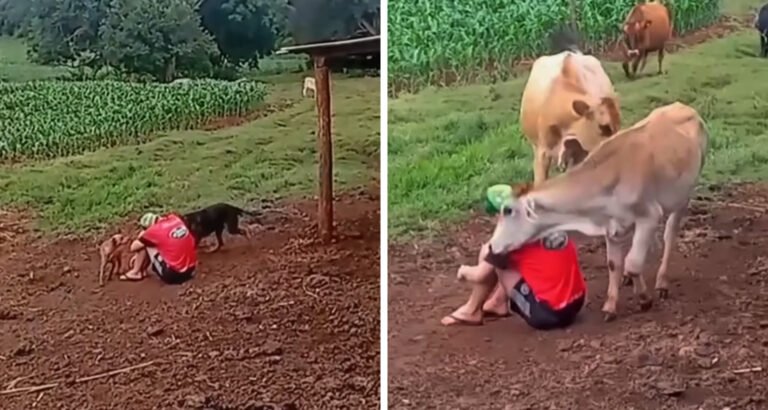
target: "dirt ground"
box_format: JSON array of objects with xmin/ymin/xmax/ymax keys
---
[
  {"xmin": 389, "ymin": 183, "xmax": 768, "ymax": 410},
  {"xmin": 0, "ymin": 188, "xmax": 380, "ymax": 409}
]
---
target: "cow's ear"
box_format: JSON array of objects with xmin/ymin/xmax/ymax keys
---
[{"xmin": 572, "ymin": 99, "xmax": 591, "ymax": 117}]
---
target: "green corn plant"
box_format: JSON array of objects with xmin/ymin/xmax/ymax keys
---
[{"xmin": 0, "ymin": 80, "xmax": 268, "ymax": 160}]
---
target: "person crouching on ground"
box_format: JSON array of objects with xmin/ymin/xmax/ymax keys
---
[
  {"xmin": 120, "ymin": 212, "xmax": 197, "ymax": 284},
  {"xmin": 441, "ymin": 184, "xmax": 587, "ymax": 330}
]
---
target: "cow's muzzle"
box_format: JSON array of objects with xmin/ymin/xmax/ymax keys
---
[{"xmin": 626, "ymin": 49, "xmax": 640, "ymax": 58}]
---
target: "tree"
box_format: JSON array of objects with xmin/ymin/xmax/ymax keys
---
[
  {"xmin": 26, "ymin": 0, "xmax": 108, "ymax": 65},
  {"xmin": 99, "ymin": 0, "xmax": 219, "ymax": 81},
  {"xmin": 0, "ymin": 0, "xmax": 35, "ymax": 36},
  {"xmin": 198, "ymin": 0, "xmax": 282, "ymax": 65}
]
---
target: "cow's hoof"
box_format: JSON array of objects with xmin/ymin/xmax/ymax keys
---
[
  {"xmin": 602, "ymin": 311, "xmax": 617, "ymax": 322},
  {"xmin": 622, "ymin": 276, "xmax": 633, "ymax": 287},
  {"xmin": 657, "ymin": 288, "xmax": 669, "ymax": 300},
  {"xmin": 638, "ymin": 295, "xmax": 653, "ymax": 312}
]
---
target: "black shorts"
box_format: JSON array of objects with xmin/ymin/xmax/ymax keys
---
[
  {"xmin": 147, "ymin": 248, "xmax": 195, "ymax": 285},
  {"xmin": 508, "ymin": 278, "xmax": 584, "ymax": 330}
]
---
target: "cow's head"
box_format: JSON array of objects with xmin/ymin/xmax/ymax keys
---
[
  {"xmin": 623, "ymin": 20, "xmax": 651, "ymax": 52},
  {"xmin": 488, "ymin": 196, "xmax": 542, "ymax": 256},
  {"xmin": 554, "ymin": 96, "xmax": 620, "ymax": 170}
]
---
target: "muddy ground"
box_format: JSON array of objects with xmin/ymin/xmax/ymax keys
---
[
  {"xmin": 0, "ymin": 189, "xmax": 380, "ymax": 409},
  {"xmin": 389, "ymin": 183, "xmax": 768, "ymax": 410}
]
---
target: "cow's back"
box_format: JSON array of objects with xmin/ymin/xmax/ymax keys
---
[
  {"xmin": 519, "ymin": 51, "xmax": 613, "ymax": 145},
  {"xmin": 598, "ymin": 103, "xmax": 706, "ymax": 209}
]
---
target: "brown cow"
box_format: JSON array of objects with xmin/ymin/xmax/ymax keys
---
[
  {"xmin": 622, "ymin": 1, "xmax": 673, "ymax": 78},
  {"xmin": 520, "ymin": 47, "xmax": 621, "ymax": 186}
]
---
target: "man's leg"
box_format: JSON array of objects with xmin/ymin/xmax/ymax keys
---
[
  {"xmin": 441, "ymin": 269, "xmax": 499, "ymax": 326},
  {"xmin": 121, "ymin": 249, "xmax": 149, "ymax": 281}
]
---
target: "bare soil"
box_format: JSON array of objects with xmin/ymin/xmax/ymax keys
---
[
  {"xmin": 0, "ymin": 188, "xmax": 380, "ymax": 409},
  {"xmin": 388, "ymin": 183, "xmax": 768, "ymax": 410}
]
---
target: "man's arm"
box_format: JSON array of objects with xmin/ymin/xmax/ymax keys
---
[{"xmin": 130, "ymin": 230, "xmax": 155, "ymax": 252}]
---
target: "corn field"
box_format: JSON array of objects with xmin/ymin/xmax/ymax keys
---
[
  {"xmin": 0, "ymin": 79, "xmax": 268, "ymax": 160},
  {"xmin": 389, "ymin": 0, "xmax": 720, "ymax": 91}
]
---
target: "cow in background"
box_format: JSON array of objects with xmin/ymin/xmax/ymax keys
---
[{"xmin": 622, "ymin": 1, "xmax": 673, "ymax": 78}]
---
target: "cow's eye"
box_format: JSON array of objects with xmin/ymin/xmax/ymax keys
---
[{"xmin": 502, "ymin": 206, "xmax": 513, "ymax": 216}]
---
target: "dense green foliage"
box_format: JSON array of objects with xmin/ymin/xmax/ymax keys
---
[
  {"xmin": 389, "ymin": 0, "xmax": 720, "ymax": 90},
  {"xmin": 0, "ymin": 0, "xmax": 379, "ymax": 80},
  {"xmin": 0, "ymin": 80, "xmax": 267, "ymax": 159}
]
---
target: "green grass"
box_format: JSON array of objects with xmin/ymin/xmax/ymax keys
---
[
  {"xmin": 388, "ymin": 30, "xmax": 768, "ymax": 240},
  {"xmin": 722, "ymin": 0, "xmax": 764, "ymax": 16},
  {"xmin": 0, "ymin": 75, "xmax": 380, "ymax": 233},
  {"xmin": 0, "ymin": 37, "xmax": 68, "ymax": 81}
]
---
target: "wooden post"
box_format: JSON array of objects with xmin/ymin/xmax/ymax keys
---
[{"xmin": 314, "ymin": 56, "xmax": 333, "ymax": 243}]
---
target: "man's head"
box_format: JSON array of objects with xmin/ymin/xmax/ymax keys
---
[{"xmin": 139, "ymin": 212, "xmax": 160, "ymax": 229}]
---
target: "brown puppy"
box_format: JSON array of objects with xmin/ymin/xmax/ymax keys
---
[{"xmin": 98, "ymin": 234, "xmax": 131, "ymax": 286}]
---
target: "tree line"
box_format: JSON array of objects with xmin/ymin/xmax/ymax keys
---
[{"xmin": 0, "ymin": 0, "xmax": 380, "ymax": 81}]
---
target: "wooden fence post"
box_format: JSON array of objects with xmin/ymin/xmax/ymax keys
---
[{"xmin": 314, "ymin": 56, "xmax": 333, "ymax": 243}]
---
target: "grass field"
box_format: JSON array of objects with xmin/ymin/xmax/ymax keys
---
[
  {"xmin": 0, "ymin": 38, "xmax": 379, "ymax": 233},
  {"xmin": 388, "ymin": 28, "xmax": 768, "ymax": 239},
  {"xmin": 0, "ymin": 74, "xmax": 379, "ymax": 233},
  {"xmin": 0, "ymin": 37, "xmax": 68, "ymax": 81}
]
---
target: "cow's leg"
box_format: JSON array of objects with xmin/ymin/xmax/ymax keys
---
[
  {"xmin": 655, "ymin": 208, "xmax": 686, "ymax": 299},
  {"xmin": 631, "ymin": 54, "xmax": 641, "ymax": 77},
  {"xmin": 533, "ymin": 148, "xmax": 551, "ymax": 186},
  {"xmin": 657, "ymin": 48, "xmax": 665, "ymax": 74},
  {"xmin": 623, "ymin": 217, "xmax": 658, "ymax": 312},
  {"xmin": 602, "ymin": 232, "xmax": 629, "ymax": 322},
  {"xmin": 638, "ymin": 50, "xmax": 649, "ymax": 73},
  {"xmin": 761, "ymin": 33, "xmax": 767, "ymax": 57}
]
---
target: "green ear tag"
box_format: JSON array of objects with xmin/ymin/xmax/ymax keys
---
[{"xmin": 484, "ymin": 184, "xmax": 515, "ymax": 215}]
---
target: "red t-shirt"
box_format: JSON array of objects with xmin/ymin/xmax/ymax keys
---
[
  {"xmin": 140, "ymin": 214, "xmax": 197, "ymax": 273},
  {"xmin": 507, "ymin": 232, "xmax": 586, "ymax": 310}
]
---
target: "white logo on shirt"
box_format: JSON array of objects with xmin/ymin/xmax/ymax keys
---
[
  {"xmin": 170, "ymin": 226, "xmax": 189, "ymax": 239},
  {"xmin": 543, "ymin": 231, "xmax": 568, "ymax": 250}
]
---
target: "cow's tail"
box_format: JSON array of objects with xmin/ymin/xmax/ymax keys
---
[{"xmin": 549, "ymin": 25, "xmax": 582, "ymax": 54}]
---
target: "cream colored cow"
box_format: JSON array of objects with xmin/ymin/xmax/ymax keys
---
[
  {"xmin": 490, "ymin": 102, "xmax": 708, "ymax": 321},
  {"xmin": 520, "ymin": 50, "xmax": 621, "ymax": 186}
]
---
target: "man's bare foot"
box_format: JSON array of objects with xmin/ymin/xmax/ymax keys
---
[
  {"xmin": 482, "ymin": 303, "xmax": 510, "ymax": 318},
  {"xmin": 440, "ymin": 305, "xmax": 483, "ymax": 326},
  {"xmin": 119, "ymin": 272, "xmax": 144, "ymax": 281},
  {"xmin": 482, "ymin": 285, "xmax": 510, "ymax": 317}
]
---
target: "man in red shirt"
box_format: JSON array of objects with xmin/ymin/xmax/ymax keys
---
[
  {"xmin": 120, "ymin": 212, "xmax": 198, "ymax": 284},
  {"xmin": 441, "ymin": 230, "xmax": 586, "ymax": 330}
]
